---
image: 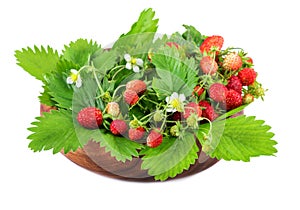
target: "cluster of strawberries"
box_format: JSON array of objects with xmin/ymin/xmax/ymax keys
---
[
  {"xmin": 77, "ymin": 79, "xmax": 162, "ymax": 148},
  {"xmin": 76, "ymin": 34, "xmax": 263, "ymax": 149}
]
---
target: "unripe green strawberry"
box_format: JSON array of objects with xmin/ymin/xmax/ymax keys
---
[
  {"xmin": 243, "ymin": 93, "xmax": 254, "ymax": 104},
  {"xmin": 170, "ymin": 125, "xmax": 180, "ymax": 137},
  {"xmin": 186, "ymin": 114, "xmax": 199, "ymax": 129},
  {"xmin": 153, "ymin": 110, "xmax": 163, "ymax": 122}
]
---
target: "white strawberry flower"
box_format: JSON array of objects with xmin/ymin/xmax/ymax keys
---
[
  {"xmin": 124, "ymin": 53, "xmax": 144, "ymax": 73},
  {"xmin": 66, "ymin": 69, "xmax": 82, "ymax": 88},
  {"xmin": 165, "ymin": 92, "xmax": 186, "ymax": 112}
]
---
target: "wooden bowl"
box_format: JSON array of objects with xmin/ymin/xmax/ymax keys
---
[{"xmin": 40, "ymin": 104, "xmax": 219, "ymax": 181}]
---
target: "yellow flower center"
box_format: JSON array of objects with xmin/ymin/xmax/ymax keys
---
[
  {"xmin": 71, "ymin": 73, "xmax": 78, "ymax": 82},
  {"xmin": 171, "ymin": 98, "xmax": 183, "ymax": 112},
  {"xmin": 131, "ymin": 58, "xmax": 137, "ymax": 65}
]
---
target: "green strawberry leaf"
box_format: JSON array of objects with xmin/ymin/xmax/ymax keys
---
[
  {"xmin": 121, "ymin": 8, "xmax": 158, "ymax": 37},
  {"xmin": 63, "ymin": 39, "xmax": 101, "ymax": 67},
  {"xmin": 85, "ymin": 131, "xmax": 143, "ymax": 163},
  {"xmin": 151, "ymin": 46, "xmax": 198, "ymax": 99},
  {"xmin": 71, "ymin": 74, "xmax": 104, "ymax": 113},
  {"xmin": 91, "ymin": 49, "xmax": 119, "ymax": 76},
  {"xmin": 46, "ymin": 72, "xmax": 74, "ymax": 110},
  {"xmin": 15, "ymin": 46, "xmax": 59, "ymax": 81},
  {"xmin": 182, "ymin": 24, "xmax": 206, "ymax": 46},
  {"xmin": 112, "ymin": 8, "xmax": 158, "ymax": 55},
  {"xmin": 216, "ymin": 104, "xmax": 248, "ymax": 121},
  {"xmin": 197, "ymin": 115, "xmax": 277, "ymax": 161},
  {"xmin": 27, "ymin": 109, "xmax": 83, "ymax": 154},
  {"xmin": 39, "ymin": 85, "xmax": 56, "ymax": 107},
  {"xmin": 141, "ymin": 133, "xmax": 199, "ymax": 181}
]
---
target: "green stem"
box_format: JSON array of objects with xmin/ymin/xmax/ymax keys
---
[
  {"xmin": 92, "ymin": 68, "xmax": 104, "ymax": 95},
  {"xmin": 111, "ymin": 66, "xmax": 125, "ymax": 81},
  {"xmin": 112, "ymin": 84, "xmax": 126, "ymax": 101}
]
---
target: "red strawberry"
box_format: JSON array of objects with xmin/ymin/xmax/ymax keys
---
[
  {"xmin": 246, "ymin": 57, "xmax": 253, "ymax": 64},
  {"xmin": 183, "ymin": 102, "xmax": 202, "ymax": 119},
  {"xmin": 110, "ymin": 120, "xmax": 128, "ymax": 135},
  {"xmin": 147, "ymin": 129, "xmax": 163, "ymax": 148},
  {"xmin": 226, "ymin": 75, "xmax": 242, "ymax": 94},
  {"xmin": 128, "ymin": 126, "xmax": 145, "ymax": 141},
  {"xmin": 225, "ymin": 89, "xmax": 243, "ymax": 110},
  {"xmin": 77, "ymin": 107, "xmax": 103, "ymax": 129},
  {"xmin": 222, "ymin": 52, "xmax": 242, "ymax": 71},
  {"xmin": 193, "ymin": 85, "xmax": 205, "ymax": 97},
  {"xmin": 200, "ymin": 56, "xmax": 218, "ymax": 75},
  {"xmin": 238, "ymin": 68, "xmax": 257, "ymax": 86},
  {"xmin": 172, "ymin": 111, "xmax": 182, "ymax": 121},
  {"xmin": 126, "ymin": 80, "xmax": 147, "ymax": 95},
  {"xmin": 166, "ymin": 42, "xmax": 180, "ymax": 49},
  {"xmin": 199, "ymin": 101, "xmax": 218, "ymax": 121},
  {"xmin": 208, "ymin": 83, "xmax": 228, "ymax": 102},
  {"xmin": 124, "ymin": 89, "xmax": 139, "ymax": 105},
  {"xmin": 200, "ymin": 35, "xmax": 224, "ymax": 54},
  {"xmin": 106, "ymin": 102, "xmax": 120, "ymax": 117}
]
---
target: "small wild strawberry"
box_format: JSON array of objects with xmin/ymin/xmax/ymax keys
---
[
  {"xmin": 77, "ymin": 107, "xmax": 103, "ymax": 129},
  {"xmin": 225, "ymin": 89, "xmax": 243, "ymax": 110},
  {"xmin": 124, "ymin": 89, "xmax": 139, "ymax": 105},
  {"xmin": 238, "ymin": 68, "xmax": 257, "ymax": 86},
  {"xmin": 226, "ymin": 75, "xmax": 242, "ymax": 94},
  {"xmin": 200, "ymin": 56, "xmax": 218, "ymax": 75},
  {"xmin": 106, "ymin": 102, "xmax": 120, "ymax": 117},
  {"xmin": 193, "ymin": 85, "xmax": 205, "ymax": 97},
  {"xmin": 200, "ymin": 35, "xmax": 224, "ymax": 54},
  {"xmin": 110, "ymin": 120, "xmax": 128, "ymax": 135},
  {"xmin": 222, "ymin": 52, "xmax": 242, "ymax": 71},
  {"xmin": 198, "ymin": 101, "xmax": 218, "ymax": 121},
  {"xmin": 147, "ymin": 129, "xmax": 163, "ymax": 148},
  {"xmin": 126, "ymin": 80, "xmax": 147, "ymax": 95},
  {"xmin": 243, "ymin": 93, "xmax": 254, "ymax": 104},
  {"xmin": 183, "ymin": 102, "xmax": 202, "ymax": 119},
  {"xmin": 128, "ymin": 126, "xmax": 145, "ymax": 141},
  {"xmin": 208, "ymin": 83, "xmax": 228, "ymax": 102}
]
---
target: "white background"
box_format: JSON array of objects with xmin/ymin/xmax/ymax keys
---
[{"xmin": 1, "ymin": 0, "xmax": 299, "ymax": 209}]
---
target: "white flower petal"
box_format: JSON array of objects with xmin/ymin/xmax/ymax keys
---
[
  {"xmin": 70, "ymin": 69, "xmax": 78, "ymax": 74},
  {"xmin": 179, "ymin": 93, "xmax": 186, "ymax": 102},
  {"xmin": 75, "ymin": 76, "xmax": 82, "ymax": 88},
  {"xmin": 125, "ymin": 63, "xmax": 132, "ymax": 70},
  {"xmin": 166, "ymin": 107, "xmax": 176, "ymax": 113},
  {"xmin": 165, "ymin": 96, "xmax": 170, "ymax": 103},
  {"xmin": 66, "ymin": 77, "xmax": 73, "ymax": 84},
  {"xmin": 133, "ymin": 65, "xmax": 140, "ymax": 73},
  {"xmin": 136, "ymin": 58, "xmax": 144, "ymax": 67},
  {"xmin": 124, "ymin": 54, "xmax": 131, "ymax": 62},
  {"xmin": 170, "ymin": 92, "xmax": 179, "ymax": 100}
]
